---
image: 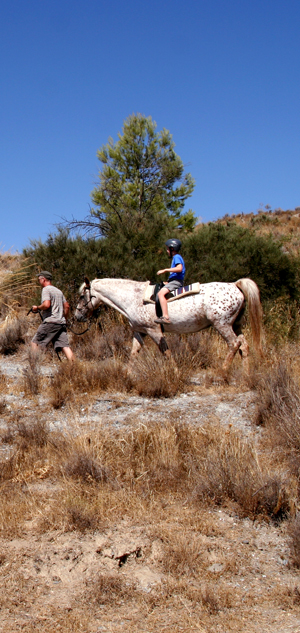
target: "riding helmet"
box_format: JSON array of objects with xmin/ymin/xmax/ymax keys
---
[{"xmin": 165, "ymin": 238, "xmax": 182, "ymax": 252}]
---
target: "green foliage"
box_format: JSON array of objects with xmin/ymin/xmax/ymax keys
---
[
  {"xmin": 91, "ymin": 113, "xmax": 195, "ymax": 237},
  {"xmin": 182, "ymin": 223, "xmax": 299, "ymax": 301},
  {"xmin": 65, "ymin": 114, "xmax": 195, "ymax": 280},
  {"xmin": 24, "ymin": 229, "xmax": 106, "ymax": 301},
  {"xmin": 25, "ymin": 222, "xmax": 300, "ymax": 307}
]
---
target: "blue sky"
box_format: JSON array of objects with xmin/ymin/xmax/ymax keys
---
[{"xmin": 1, "ymin": 0, "xmax": 300, "ymax": 252}]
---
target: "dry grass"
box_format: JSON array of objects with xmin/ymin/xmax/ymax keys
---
[
  {"xmin": 22, "ymin": 346, "xmax": 42, "ymax": 395},
  {"xmin": 89, "ymin": 573, "xmax": 137, "ymax": 605},
  {"xmin": 254, "ymin": 356, "xmax": 300, "ymax": 482},
  {"xmin": 72, "ymin": 317, "xmax": 132, "ymax": 361},
  {"xmin": 49, "ymin": 318, "xmax": 236, "ymax": 407},
  {"xmin": 0, "ymin": 416, "xmax": 294, "ymax": 540},
  {"xmin": 49, "ymin": 358, "xmax": 130, "ymax": 408},
  {"xmin": 0, "ymin": 258, "xmax": 38, "ymax": 307},
  {"xmin": 288, "ymin": 515, "xmax": 300, "ymax": 568},
  {"xmin": 192, "ymin": 423, "xmax": 292, "ymax": 519},
  {"xmin": 0, "ymin": 315, "xmax": 28, "ymax": 354}
]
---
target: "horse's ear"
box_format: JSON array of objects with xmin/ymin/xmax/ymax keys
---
[{"xmin": 84, "ymin": 276, "xmax": 90, "ymax": 288}]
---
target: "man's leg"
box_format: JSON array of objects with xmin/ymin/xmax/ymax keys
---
[{"xmin": 62, "ymin": 346, "xmax": 74, "ymax": 361}]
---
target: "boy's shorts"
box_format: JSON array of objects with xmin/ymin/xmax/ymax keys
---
[
  {"xmin": 165, "ymin": 279, "xmax": 183, "ymax": 292},
  {"xmin": 32, "ymin": 322, "xmax": 69, "ymax": 350}
]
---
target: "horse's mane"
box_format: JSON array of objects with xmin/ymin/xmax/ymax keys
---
[{"xmin": 79, "ymin": 278, "xmax": 148, "ymax": 295}]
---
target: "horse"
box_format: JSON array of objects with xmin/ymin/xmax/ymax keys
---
[{"xmin": 75, "ymin": 277, "xmax": 263, "ymax": 372}]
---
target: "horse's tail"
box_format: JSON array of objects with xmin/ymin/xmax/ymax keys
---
[{"xmin": 235, "ymin": 278, "xmax": 263, "ymax": 354}]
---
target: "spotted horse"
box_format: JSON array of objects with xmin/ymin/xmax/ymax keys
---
[{"xmin": 75, "ymin": 277, "xmax": 263, "ymax": 373}]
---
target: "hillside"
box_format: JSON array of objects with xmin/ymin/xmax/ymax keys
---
[
  {"xmin": 0, "ymin": 230, "xmax": 300, "ymax": 631},
  {"xmin": 207, "ymin": 206, "xmax": 300, "ymax": 256}
]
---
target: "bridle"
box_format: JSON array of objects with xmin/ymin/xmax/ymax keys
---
[
  {"xmin": 76, "ymin": 285, "xmax": 97, "ymax": 313},
  {"xmin": 67, "ymin": 284, "xmax": 98, "ymax": 336}
]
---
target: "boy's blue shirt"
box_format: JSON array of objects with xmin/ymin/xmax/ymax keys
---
[{"xmin": 168, "ymin": 254, "xmax": 185, "ymax": 283}]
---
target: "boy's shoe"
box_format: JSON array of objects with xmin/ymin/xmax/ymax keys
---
[{"xmin": 154, "ymin": 316, "xmax": 171, "ymax": 324}]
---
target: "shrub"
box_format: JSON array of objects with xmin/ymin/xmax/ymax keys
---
[
  {"xmin": 193, "ymin": 423, "xmax": 291, "ymax": 518},
  {"xmin": 289, "ymin": 515, "xmax": 300, "ymax": 568},
  {"xmin": 0, "ymin": 317, "xmax": 27, "ymax": 355},
  {"xmin": 49, "ymin": 359, "xmax": 130, "ymax": 408},
  {"xmin": 127, "ymin": 350, "xmax": 191, "ymax": 398},
  {"xmin": 63, "ymin": 450, "xmax": 108, "ymax": 484},
  {"xmin": 22, "ymin": 347, "xmax": 42, "ymax": 395},
  {"xmin": 182, "ymin": 223, "xmax": 299, "ymax": 301},
  {"xmin": 255, "ymin": 360, "xmax": 300, "ymax": 460}
]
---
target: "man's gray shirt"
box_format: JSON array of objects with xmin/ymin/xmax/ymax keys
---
[{"xmin": 41, "ymin": 285, "xmax": 66, "ymax": 324}]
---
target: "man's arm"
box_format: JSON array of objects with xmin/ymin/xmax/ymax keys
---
[
  {"xmin": 63, "ymin": 301, "xmax": 70, "ymax": 318},
  {"xmin": 32, "ymin": 300, "xmax": 51, "ymax": 312}
]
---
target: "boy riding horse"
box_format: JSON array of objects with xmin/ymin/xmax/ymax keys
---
[{"xmin": 155, "ymin": 239, "xmax": 185, "ymax": 324}]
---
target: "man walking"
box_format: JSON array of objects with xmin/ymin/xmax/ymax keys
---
[{"xmin": 31, "ymin": 271, "xmax": 74, "ymax": 361}]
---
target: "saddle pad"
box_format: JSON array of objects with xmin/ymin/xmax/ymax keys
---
[{"xmin": 143, "ymin": 282, "xmax": 201, "ymax": 304}]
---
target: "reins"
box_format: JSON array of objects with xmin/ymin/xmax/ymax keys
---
[
  {"xmin": 68, "ymin": 289, "xmax": 98, "ymax": 335},
  {"xmin": 66, "ymin": 319, "xmax": 94, "ymax": 336}
]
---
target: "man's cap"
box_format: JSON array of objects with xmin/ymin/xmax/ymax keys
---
[{"xmin": 37, "ymin": 271, "xmax": 52, "ymax": 280}]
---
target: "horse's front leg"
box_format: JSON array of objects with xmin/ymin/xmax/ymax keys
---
[{"xmin": 127, "ymin": 332, "xmax": 147, "ymax": 369}]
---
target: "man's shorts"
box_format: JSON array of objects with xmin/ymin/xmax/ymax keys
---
[
  {"xmin": 165, "ymin": 279, "xmax": 183, "ymax": 292},
  {"xmin": 32, "ymin": 322, "xmax": 69, "ymax": 351}
]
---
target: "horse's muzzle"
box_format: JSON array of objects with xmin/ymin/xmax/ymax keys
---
[{"xmin": 74, "ymin": 310, "xmax": 87, "ymax": 322}]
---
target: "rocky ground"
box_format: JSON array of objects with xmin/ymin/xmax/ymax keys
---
[{"xmin": 0, "ymin": 352, "xmax": 299, "ymax": 632}]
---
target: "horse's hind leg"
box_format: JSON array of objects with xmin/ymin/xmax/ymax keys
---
[
  {"xmin": 214, "ymin": 323, "xmax": 242, "ymax": 374},
  {"xmin": 238, "ymin": 334, "xmax": 249, "ymax": 372},
  {"xmin": 233, "ymin": 307, "xmax": 249, "ymax": 371}
]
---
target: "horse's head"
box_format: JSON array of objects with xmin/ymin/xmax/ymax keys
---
[{"xmin": 75, "ymin": 277, "xmax": 97, "ymax": 322}]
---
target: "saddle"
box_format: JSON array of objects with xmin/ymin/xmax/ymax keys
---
[{"xmin": 143, "ymin": 281, "xmax": 201, "ymax": 305}]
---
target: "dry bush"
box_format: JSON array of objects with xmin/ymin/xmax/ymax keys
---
[
  {"xmin": 0, "ymin": 417, "xmax": 295, "ymax": 536},
  {"xmin": 162, "ymin": 533, "xmax": 204, "ymax": 578},
  {"xmin": 255, "ymin": 358, "xmax": 300, "ymax": 477},
  {"xmin": 167, "ymin": 330, "xmax": 217, "ymax": 370},
  {"xmin": 49, "ymin": 359, "xmax": 130, "ymax": 408},
  {"xmin": 274, "ymin": 584, "xmax": 300, "ymax": 608},
  {"xmin": 128, "ymin": 349, "xmax": 192, "ymax": 397},
  {"xmin": 22, "ymin": 346, "xmax": 42, "ymax": 395},
  {"xmin": 193, "ymin": 423, "xmax": 292, "ymax": 519},
  {"xmin": 65, "ymin": 496, "xmax": 104, "ymax": 532},
  {"xmin": 0, "ymin": 371, "xmax": 7, "ymax": 393},
  {"xmin": 62, "ymin": 449, "xmax": 108, "ymax": 484},
  {"xmin": 288, "ymin": 515, "xmax": 300, "ymax": 568},
  {"xmin": 1, "ymin": 416, "xmax": 50, "ymax": 450},
  {"xmin": 0, "ymin": 482, "xmax": 34, "ymax": 537},
  {"xmin": 95, "ymin": 420, "xmax": 187, "ymax": 490},
  {"xmin": 89, "ymin": 573, "xmax": 137, "ymax": 605},
  {"xmin": 263, "ymin": 298, "xmax": 300, "ymax": 345},
  {"xmin": 0, "ymin": 316, "xmax": 27, "ymax": 354},
  {"xmin": 0, "ymin": 457, "xmax": 16, "ymax": 483},
  {"xmin": 200, "ymin": 584, "xmax": 222, "ymax": 614},
  {"xmin": 0, "ymin": 258, "xmax": 38, "ymax": 309},
  {"xmin": 72, "ymin": 319, "xmax": 132, "ymax": 362},
  {"xmin": 15, "ymin": 419, "xmax": 49, "ymax": 450}
]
